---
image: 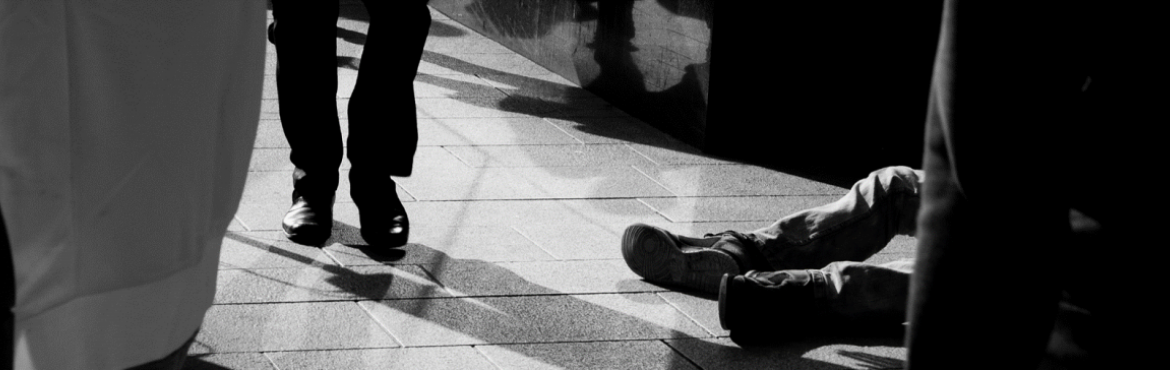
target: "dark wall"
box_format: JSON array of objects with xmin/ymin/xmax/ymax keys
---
[
  {"xmin": 430, "ymin": 0, "xmax": 711, "ymax": 143},
  {"xmin": 429, "ymin": 0, "xmax": 940, "ymax": 185},
  {"xmin": 711, "ymin": 2, "xmax": 943, "ymax": 183}
]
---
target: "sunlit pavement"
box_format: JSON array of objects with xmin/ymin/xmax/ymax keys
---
[{"xmin": 186, "ymin": 5, "xmax": 915, "ymax": 370}]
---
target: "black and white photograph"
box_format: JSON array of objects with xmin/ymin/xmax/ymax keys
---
[{"xmin": 4, "ymin": 0, "xmax": 1155, "ymax": 369}]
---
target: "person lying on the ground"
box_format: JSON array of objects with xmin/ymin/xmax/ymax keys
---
[{"xmin": 621, "ymin": 166, "xmax": 921, "ymax": 337}]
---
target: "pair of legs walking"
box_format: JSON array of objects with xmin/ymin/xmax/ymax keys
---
[
  {"xmin": 270, "ymin": 0, "xmax": 431, "ymax": 247},
  {"xmin": 622, "ymin": 166, "xmax": 922, "ymax": 332}
]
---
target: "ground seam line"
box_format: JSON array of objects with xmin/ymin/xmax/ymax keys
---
[
  {"xmin": 630, "ymin": 164, "xmax": 679, "ymax": 197},
  {"xmin": 355, "ymin": 301, "xmax": 407, "ymax": 348},
  {"xmin": 656, "ymin": 292, "xmax": 718, "ymax": 337},
  {"xmin": 661, "ymin": 339, "xmax": 708, "ymax": 370},
  {"xmin": 471, "ymin": 345, "xmax": 508, "ymax": 370},
  {"xmin": 510, "ymin": 225, "xmax": 560, "ymax": 260}
]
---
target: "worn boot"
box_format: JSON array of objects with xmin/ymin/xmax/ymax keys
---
[
  {"xmin": 718, "ymin": 269, "xmax": 834, "ymax": 342},
  {"xmin": 621, "ymin": 223, "xmax": 772, "ymax": 294}
]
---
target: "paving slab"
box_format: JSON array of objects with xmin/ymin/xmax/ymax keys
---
[
  {"xmin": 259, "ymin": 99, "xmax": 280, "ymax": 120},
  {"xmin": 656, "ymin": 292, "xmax": 726, "ymax": 337},
  {"xmin": 265, "ymin": 347, "xmax": 497, "ymax": 370},
  {"xmin": 325, "ymin": 227, "xmax": 556, "ymax": 265},
  {"xmin": 477, "ymin": 71, "xmax": 585, "ymax": 99},
  {"xmin": 239, "ymin": 170, "xmax": 415, "ymax": 204},
  {"xmin": 248, "ymin": 149, "xmax": 337, "ymax": 172},
  {"xmin": 219, "ymin": 231, "xmax": 338, "ymax": 270},
  {"xmin": 214, "ymin": 264, "xmax": 445, "ymax": 304},
  {"xmin": 330, "ymin": 198, "xmax": 659, "ymax": 229},
  {"xmin": 360, "ymin": 293, "xmax": 709, "ymax": 346},
  {"xmin": 253, "ymin": 120, "xmax": 291, "ymax": 148},
  {"xmin": 864, "ymin": 252, "xmax": 917, "ymax": 266},
  {"xmin": 416, "ymin": 117, "xmax": 580, "ymax": 146},
  {"xmin": 395, "ymin": 166, "xmax": 673, "ymax": 201},
  {"xmin": 416, "ymin": 145, "xmax": 482, "ymax": 169},
  {"xmin": 421, "ymin": 34, "xmax": 517, "ymax": 54},
  {"xmin": 539, "ymin": 96, "xmax": 633, "ymax": 119},
  {"xmin": 637, "ymin": 195, "xmax": 843, "ymax": 223},
  {"xmin": 412, "ymin": 73, "xmax": 511, "ymax": 99},
  {"xmin": 183, "ymin": 353, "xmax": 276, "ymax": 370},
  {"xmin": 511, "ymin": 220, "xmax": 636, "ymax": 260},
  {"xmin": 417, "ymin": 96, "xmax": 551, "ymax": 119},
  {"xmin": 194, "ymin": 302, "xmax": 399, "ymax": 353},
  {"xmin": 424, "ymin": 259, "xmax": 665, "ymax": 297},
  {"xmin": 880, "ymin": 235, "xmax": 917, "ymax": 256},
  {"xmin": 445, "ymin": 143, "xmax": 659, "ymax": 168},
  {"xmin": 328, "ymin": 200, "xmax": 517, "ymax": 231},
  {"xmin": 635, "ymin": 165, "xmax": 848, "ymax": 197},
  {"xmin": 250, "ymin": 147, "xmax": 465, "ymax": 172},
  {"xmin": 666, "ymin": 337, "xmax": 906, "ymax": 370},
  {"xmin": 227, "ymin": 217, "xmax": 249, "ymax": 232},
  {"xmin": 477, "ymin": 341, "xmax": 700, "ymax": 370},
  {"xmin": 420, "ymin": 51, "xmax": 562, "ymax": 77},
  {"xmin": 626, "ymin": 143, "xmax": 739, "ymax": 166},
  {"xmin": 233, "ymin": 202, "xmax": 298, "ymax": 232},
  {"xmin": 482, "ymin": 74, "xmax": 596, "ymax": 103},
  {"xmin": 541, "ymin": 117, "xmax": 679, "ymax": 147}
]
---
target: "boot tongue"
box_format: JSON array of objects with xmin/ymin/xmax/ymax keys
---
[
  {"xmin": 711, "ymin": 238, "xmax": 773, "ymax": 272},
  {"xmin": 676, "ymin": 234, "xmax": 721, "ymax": 248}
]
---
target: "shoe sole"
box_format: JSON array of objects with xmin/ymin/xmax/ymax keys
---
[
  {"xmin": 718, "ymin": 273, "xmax": 736, "ymax": 330},
  {"xmin": 621, "ymin": 223, "xmax": 739, "ymax": 294},
  {"xmin": 283, "ymin": 225, "xmax": 331, "ymax": 246}
]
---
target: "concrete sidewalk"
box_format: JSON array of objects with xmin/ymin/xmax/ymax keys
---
[{"xmin": 186, "ymin": 6, "xmax": 915, "ymax": 370}]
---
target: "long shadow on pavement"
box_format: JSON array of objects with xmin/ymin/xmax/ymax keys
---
[{"xmin": 198, "ymin": 222, "xmax": 902, "ymax": 369}]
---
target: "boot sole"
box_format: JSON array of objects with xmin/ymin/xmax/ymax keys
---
[
  {"xmin": 621, "ymin": 223, "xmax": 739, "ymax": 294},
  {"xmin": 718, "ymin": 273, "xmax": 737, "ymax": 330},
  {"xmin": 283, "ymin": 225, "xmax": 331, "ymax": 246}
]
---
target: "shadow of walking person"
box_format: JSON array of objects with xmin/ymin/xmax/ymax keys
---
[{"xmin": 197, "ymin": 222, "xmax": 903, "ymax": 368}]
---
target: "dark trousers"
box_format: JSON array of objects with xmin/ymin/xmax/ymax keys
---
[
  {"xmin": 271, "ymin": 0, "xmax": 430, "ymax": 202},
  {"xmin": 906, "ymin": 1, "xmax": 1161, "ymax": 369}
]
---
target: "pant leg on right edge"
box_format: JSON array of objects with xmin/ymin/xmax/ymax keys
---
[
  {"xmin": 818, "ymin": 259, "xmax": 913, "ymax": 323},
  {"xmin": 750, "ymin": 166, "xmax": 923, "ymax": 270},
  {"xmin": 272, "ymin": 0, "xmax": 344, "ymax": 200}
]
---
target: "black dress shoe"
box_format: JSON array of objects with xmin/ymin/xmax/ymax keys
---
[
  {"xmin": 358, "ymin": 195, "xmax": 409, "ymax": 248},
  {"xmin": 282, "ymin": 195, "xmax": 334, "ymax": 245}
]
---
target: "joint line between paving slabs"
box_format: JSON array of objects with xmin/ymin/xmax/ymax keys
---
[
  {"xmin": 233, "ymin": 215, "xmax": 252, "ymax": 231},
  {"xmin": 471, "ymin": 345, "xmax": 508, "ymax": 370},
  {"xmin": 540, "ymin": 117, "xmax": 588, "ymax": 145},
  {"xmin": 624, "ymin": 142, "xmax": 665, "ymax": 166},
  {"xmin": 635, "ymin": 198, "xmax": 680, "ymax": 223},
  {"xmin": 417, "ymin": 265, "xmax": 450, "ymax": 291},
  {"xmin": 662, "ymin": 339, "xmax": 708, "ymax": 370},
  {"xmin": 631, "ymin": 164, "xmax": 680, "ymax": 197},
  {"xmin": 655, "ymin": 292, "xmax": 720, "ymax": 338},
  {"xmin": 320, "ymin": 248, "xmax": 348, "ymax": 268},
  {"xmin": 510, "ymin": 225, "xmax": 560, "ymax": 260},
  {"xmin": 260, "ymin": 352, "xmax": 285, "ymax": 370},
  {"xmin": 355, "ymin": 300, "xmax": 406, "ymax": 348},
  {"xmin": 393, "ymin": 180, "xmax": 418, "ymax": 202}
]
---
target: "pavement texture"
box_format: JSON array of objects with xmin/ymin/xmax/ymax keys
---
[{"xmin": 187, "ymin": 5, "xmax": 916, "ymax": 370}]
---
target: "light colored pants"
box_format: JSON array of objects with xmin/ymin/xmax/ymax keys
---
[{"xmin": 747, "ymin": 166, "xmax": 922, "ymax": 322}]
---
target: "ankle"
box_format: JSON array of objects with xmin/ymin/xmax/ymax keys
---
[{"xmin": 707, "ymin": 232, "xmax": 772, "ymax": 273}]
